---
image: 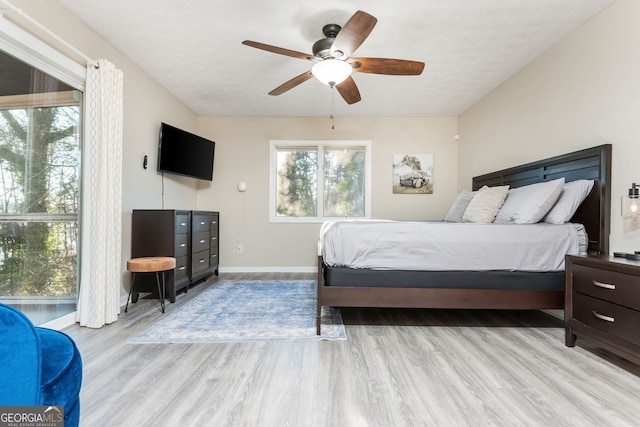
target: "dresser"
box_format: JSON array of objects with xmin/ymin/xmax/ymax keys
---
[
  {"xmin": 565, "ymin": 255, "xmax": 640, "ymax": 365},
  {"xmin": 131, "ymin": 209, "xmax": 219, "ymax": 303}
]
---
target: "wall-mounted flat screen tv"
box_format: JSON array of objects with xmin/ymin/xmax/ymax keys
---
[{"xmin": 157, "ymin": 122, "xmax": 215, "ymax": 181}]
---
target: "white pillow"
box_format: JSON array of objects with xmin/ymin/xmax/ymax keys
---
[
  {"xmin": 543, "ymin": 180, "xmax": 595, "ymax": 224},
  {"xmin": 494, "ymin": 178, "xmax": 565, "ymax": 224},
  {"xmin": 444, "ymin": 191, "xmax": 476, "ymax": 222},
  {"xmin": 462, "ymin": 185, "xmax": 509, "ymax": 223}
]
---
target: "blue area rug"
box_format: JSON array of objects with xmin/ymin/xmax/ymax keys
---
[{"xmin": 129, "ymin": 280, "xmax": 346, "ymax": 343}]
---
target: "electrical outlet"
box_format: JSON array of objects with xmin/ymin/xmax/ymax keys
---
[{"xmin": 236, "ymin": 244, "xmax": 243, "ymax": 253}]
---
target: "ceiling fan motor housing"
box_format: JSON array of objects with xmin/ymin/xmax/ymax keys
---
[{"xmin": 312, "ymin": 23, "xmax": 341, "ymax": 58}]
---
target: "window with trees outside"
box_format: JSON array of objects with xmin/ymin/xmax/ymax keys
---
[
  {"xmin": 0, "ymin": 49, "xmax": 82, "ymax": 324},
  {"xmin": 269, "ymin": 140, "xmax": 371, "ymax": 223}
]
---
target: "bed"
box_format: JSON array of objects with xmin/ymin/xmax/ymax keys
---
[{"xmin": 316, "ymin": 144, "xmax": 611, "ymax": 334}]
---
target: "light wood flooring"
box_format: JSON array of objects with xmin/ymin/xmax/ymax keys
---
[{"xmin": 62, "ymin": 273, "xmax": 640, "ymax": 427}]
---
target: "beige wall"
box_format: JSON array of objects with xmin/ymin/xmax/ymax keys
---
[
  {"xmin": 458, "ymin": 0, "xmax": 640, "ymax": 254},
  {"xmin": 196, "ymin": 116, "xmax": 458, "ymax": 270}
]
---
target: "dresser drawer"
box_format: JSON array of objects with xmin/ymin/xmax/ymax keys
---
[
  {"xmin": 192, "ymin": 231, "xmax": 209, "ymax": 253},
  {"xmin": 175, "ymin": 214, "xmax": 190, "ymax": 234},
  {"xmin": 191, "ymin": 249, "xmax": 210, "ymax": 275},
  {"xmin": 192, "ymin": 214, "xmax": 210, "ymax": 232},
  {"xmin": 572, "ymin": 264, "xmax": 640, "ymax": 310},
  {"xmin": 573, "ymin": 292, "xmax": 640, "ymax": 346},
  {"xmin": 175, "ymin": 256, "xmax": 189, "ymax": 281},
  {"xmin": 175, "ymin": 233, "xmax": 188, "ymax": 257}
]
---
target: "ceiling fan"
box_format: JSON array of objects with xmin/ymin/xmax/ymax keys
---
[{"xmin": 242, "ymin": 10, "xmax": 425, "ymax": 105}]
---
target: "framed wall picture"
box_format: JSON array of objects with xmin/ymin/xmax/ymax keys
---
[{"xmin": 393, "ymin": 154, "xmax": 433, "ymax": 194}]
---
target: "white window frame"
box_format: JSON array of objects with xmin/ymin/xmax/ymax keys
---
[
  {"xmin": 269, "ymin": 140, "xmax": 372, "ymax": 223},
  {"xmin": 0, "ymin": 12, "xmax": 86, "ymax": 328}
]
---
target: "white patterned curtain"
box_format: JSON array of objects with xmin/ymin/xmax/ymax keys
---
[{"xmin": 76, "ymin": 59, "xmax": 124, "ymax": 328}]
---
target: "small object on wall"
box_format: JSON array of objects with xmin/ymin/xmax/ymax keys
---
[
  {"xmin": 622, "ymin": 182, "xmax": 639, "ymax": 217},
  {"xmin": 238, "ymin": 182, "xmax": 247, "ymax": 192},
  {"xmin": 392, "ymin": 154, "xmax": 433, "ymax": 194},
  {"xmin": 143, "ymin": 154, "xmax": 148, "ymax": 169}
]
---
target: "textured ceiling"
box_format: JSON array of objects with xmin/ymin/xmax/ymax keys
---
[{"xmin": 56, "ymin": 0, "xmax": 615, "ymax": 117}]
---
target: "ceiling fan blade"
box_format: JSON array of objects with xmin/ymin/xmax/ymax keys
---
[
  {"xmin": 268, "ymin": 71, "xmax": 314, "ymax": 96},
  {"xmin": 349, "ymin": 57, "xmax": 425, "ymax": 75},
  {"xmin": 336, "ymin": 76, "xmax": 361, "ymax": 104},
  {"xmin": 242, "ymin": 40, "xmax": 314, "ymax": 61},
  {"xmin": 331, "ymin": 10, "xmax": 377, "ymax": 59}
]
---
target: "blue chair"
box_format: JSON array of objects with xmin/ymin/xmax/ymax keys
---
[{"xmin": 0, "ymin": 303, "xmax": 82, "ymax": 427}]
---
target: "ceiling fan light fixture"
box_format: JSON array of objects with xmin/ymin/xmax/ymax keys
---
[{"xmin": 311, "ymin": 59, "xmax": 352, "ymax": 86}]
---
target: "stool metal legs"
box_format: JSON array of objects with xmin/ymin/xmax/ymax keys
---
[
  {"xmin": 125, "ymin": 272, "xmax": 136, "ymax": 313},
  {"xmin": 125, "ymin": 271, "xmax": 166, "ymax": 313},
  {"xmin": 156, "ymin": 271, "xmax": 165, "ymax": 313}
]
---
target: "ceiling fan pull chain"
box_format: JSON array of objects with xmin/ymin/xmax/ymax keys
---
[{"xmin": 330, "ymin": 85, "xmax": 335, "ymax": 130}]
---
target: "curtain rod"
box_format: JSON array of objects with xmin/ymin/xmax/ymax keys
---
[{"xmin": 0, "ymin": 0, "xmax": 98, "ymax": 68}]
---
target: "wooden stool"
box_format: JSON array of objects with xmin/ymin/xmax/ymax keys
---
[{"xmin": 125, "ymin": 257, "xmax": 176, "ymax": 313}]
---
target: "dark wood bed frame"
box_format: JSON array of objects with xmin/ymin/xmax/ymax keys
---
[{"xmin": 316, "ymin": 144, "xmax": 612, "ymax": 334}]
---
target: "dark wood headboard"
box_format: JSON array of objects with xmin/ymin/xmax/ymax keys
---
[{"xmin": 472, "ymin": 144, "xmax": 612, "ymax": 255}]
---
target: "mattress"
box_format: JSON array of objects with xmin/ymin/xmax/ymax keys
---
[{"xmin": 320, "ymin": 220, "xmax": 587, "ymax": 272}]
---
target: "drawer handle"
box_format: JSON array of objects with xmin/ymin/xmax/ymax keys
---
[
  {"xmin": 200, "ymin": 221, "xmax": 206, "ymax": 225},
  {"xmin": 178, "ymin": 266, "xmax": 186, "ymax": 271},
  {"xmin": 592, "ymin": 310, "xmax": 615, "ymax": 323},
  {"xmin": 592, "ymin": 280, "xmax": 615, "ymax": 290},
  {"xmin": 179, "ymin": 243, "xmax": 186, "ymax": 247},
  {"xmin": 212, "ymin": 221, "xmax": 217, "ymax": 224},
  {"xmin": 212, "ymin": 237, "xmax": 217, "ymax": 241},
  {"xmin": 199, "ymin": 239, "xmax": 206, "ymax": 244},
  {"xmin": 180, "ymin": 222, "xmax": 186, "ymax": 226},
  {"xmin": 211, "ymin": 254, "xmax": 217, "ymax": 258},
  {"xmin": 199, "ymin": 259, "xmax": 205, "ymax": 263}
]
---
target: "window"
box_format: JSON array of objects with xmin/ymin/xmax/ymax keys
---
[
  {"xmin": 0, "ymin": 43, "xmax": 84, "ymax": 324},
  {"xmin": 269, "ymin": 140, "xmax": 371, "ymax": 223}
]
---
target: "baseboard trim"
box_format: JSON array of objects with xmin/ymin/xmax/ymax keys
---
[
  {"xmin": 41, "ymin": 311, "xmax": 77, "ymax": 330},
  {"xmin": 219, "ymin": 266, "xmax": 316, "ymax": 274}
]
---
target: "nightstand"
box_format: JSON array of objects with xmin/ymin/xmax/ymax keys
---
[{"xmin": 565, "ymin": 255, "xmax": 640, "ymax": 365}]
